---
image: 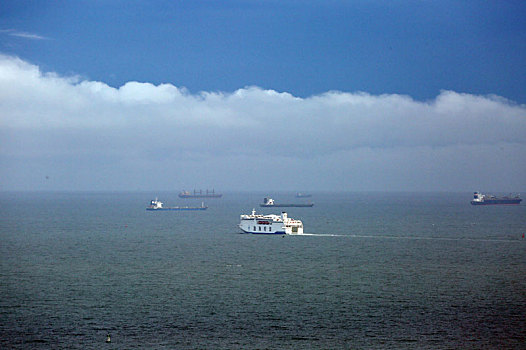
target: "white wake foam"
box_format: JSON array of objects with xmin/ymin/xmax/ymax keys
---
[{"xmin": 293, "ymin": 233, "xmax": 521, "ymax": 242}]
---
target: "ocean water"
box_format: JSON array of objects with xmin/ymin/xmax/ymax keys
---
[{"xmin": 0, "ymin": 191, "xmax": 525, "ymax": 349}]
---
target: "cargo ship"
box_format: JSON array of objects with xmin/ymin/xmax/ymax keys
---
[
  {"xmin": 239, "ymin": 209, "xmax": 304, "ymax": 234},
  {"xmin": 470, "ymin": 192, "xmax": 522, "ymax": 205},
  {"xmin": 146, "ymin": 198, "xmax": 208, "ymax": 210},
  {"xmin": 260, "ymin": 197, "xmax": 314, "ymax": 208},
  {"xmin": 179, "ymin": 189, "xmax": 222, "ymax": 198}
]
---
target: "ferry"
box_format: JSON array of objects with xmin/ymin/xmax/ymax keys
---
[
  {"xmin": 470, "ymin": 192, "xmax": 522, "ymax": 205},
  {"xmin": 260, "ymin": 197, "xmax": 314, "ymax": 207},
  {"xmin": 146, "ymin": 198, "xmax": 208, "ymax": 210},
  {"xmin": 239, "ymin": 209, "xmax": 304, "ymax": 234}
]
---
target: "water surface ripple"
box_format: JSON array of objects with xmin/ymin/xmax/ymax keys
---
[{"xmin": 1, "ymin": 192, "xmax": 525, "ymax": 349}]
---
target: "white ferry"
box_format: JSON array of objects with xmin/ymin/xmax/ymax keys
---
[{"xmin": 239, "ymin": 209, "xmax": 304, "ymax": 234}]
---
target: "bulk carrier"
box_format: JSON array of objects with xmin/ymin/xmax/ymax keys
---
[
  {"xmin": 146, "ymin": 198, "xmax": 207, "ymax": 210},
  {"xmin": 470, "ymin": 192, "xmax": 522, "ymax": 205},
  {"xmin": 179, "ymin": 189, "xmax": 222, "ymax": 198},
  {"xmin": 260, "ymin": 197, "xmax": 314, "ymax": 208}
]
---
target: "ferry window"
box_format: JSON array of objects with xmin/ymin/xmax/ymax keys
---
[
  {"xmin": 259, "ymin": 226, "xmax": 261, "ymax": 231},
  {"xmin": 264, "ymin": 226, "xmax": 266, "ymax": 231},
  {"xmin": 254, "ymin": 226, "xmax": 256, "ymax": 231}
]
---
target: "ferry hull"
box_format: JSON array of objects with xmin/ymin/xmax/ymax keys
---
[{"xmin": 239, "ymin": 228, "xmax": 287, "ymax": 234}]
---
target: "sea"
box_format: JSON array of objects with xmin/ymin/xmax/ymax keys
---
[{"xmin": 0, "ymin": 191, "xmax": 525, "ymax": 349}]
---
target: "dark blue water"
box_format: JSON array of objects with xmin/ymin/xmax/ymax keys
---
[{"xmin": 1, "ymin": 192, "xmax": 525, "ymax": 349}]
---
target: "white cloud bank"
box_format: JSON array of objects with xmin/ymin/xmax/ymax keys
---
[{"xmin": 1, "ymin": 55, "xmax": 525, "ymax": 191}]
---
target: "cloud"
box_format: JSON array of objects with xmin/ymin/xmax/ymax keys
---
[
  {"xmin": 0, "ymin": 29, "xmax": 50, "ymax": 40},
  {"xmin": 0, "ymin": 55, "xmax": 525, "ymax": 191}
]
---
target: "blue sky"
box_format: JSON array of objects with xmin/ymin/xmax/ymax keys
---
[
  {"xmin": 2, "ymin": 0, "xmax": 525, "ymax": 101},
  {"xmin": 0, "ymin": 1, "xmax": 525, "ymax": 191}
]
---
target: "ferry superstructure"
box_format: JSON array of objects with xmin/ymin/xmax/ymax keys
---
[
  {"xmin": 239, "ymin": 209, "xmax": 304, "ymax": 234},
  {"xmin": 470, "ymin": 192, "xmax": 522, "ymax": 205}
]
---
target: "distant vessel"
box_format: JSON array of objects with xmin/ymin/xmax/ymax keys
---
[
  {"xmin": 260, "ymin": 197, "xmax": 314, "ymax": 208},
  {"xmin": 146, "ymin": 198, "xmax": 208, "ymax": 210},
  {"xmin": 296, "ymin": 192, "xmax": 312, "ymax": 198},
  {"xmin": 179, "ymin": 189, "xmax": 222, "ymax": 198},
  {"xmin": 470, "ymin": 192, "xmax": 522, "ymax": 205},
  {"xmin": 239, "ymin": 209, "xmax": 304, "ymax": 234}
]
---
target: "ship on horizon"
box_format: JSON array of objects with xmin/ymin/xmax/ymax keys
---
[
  {"xmin": 470, "ymin": 192, "xmax": 522, "ymax": 205},
  {"xmin": 179, "ymin": 189, "xmax": 222, "ymax": 198},
  {"xmin": 146, "ymin": 198, "xmax": 208, "ymax": 210},
  {"xmin": 260, "ymin": 197, "xmax": 314, "ymax": 208}
]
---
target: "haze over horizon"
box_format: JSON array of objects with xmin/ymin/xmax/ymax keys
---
[{"xmin": 1, "ymin": 1, "xmax": 525, "ymax": 192}]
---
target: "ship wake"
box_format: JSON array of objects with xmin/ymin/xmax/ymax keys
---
[{"xmin": 294, "ymin": 233, "xmax": 521, "ymax": 242}]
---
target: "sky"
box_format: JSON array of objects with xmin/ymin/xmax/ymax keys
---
[{"xmin": 0, "ymin": 0, "xmax": 525, "ymax": 192}]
